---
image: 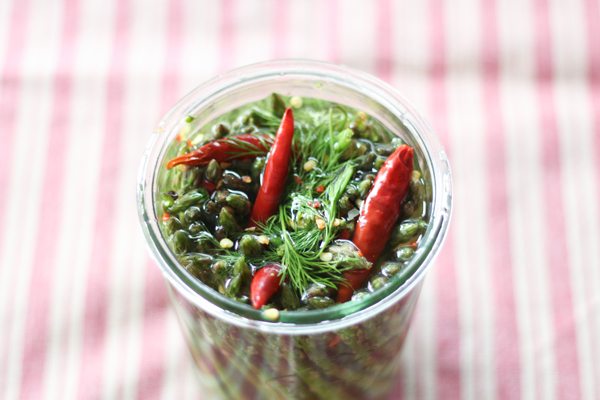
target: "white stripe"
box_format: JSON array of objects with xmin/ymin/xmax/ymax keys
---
[
  {"xmin": 0, "ymin": 0, "xmax": 61, "ymax": 398},
  {"xmin": 581, "ymin": 27, "xmax": 600, "ymax": 398},
  {"xmin": 391, "ymin": 11, "xmax": 439, "ymax": 393},
  {"xmin": 498, "ymin": 0, "xmax": 556, "ymax": 398},
  {"xmin": 0, "ymin": 0, "xmax": 21, "ymax": 387},
  {"xmin": 338, "ymin": 0, "xmax": 376, "ymax": 73},
  {"xmin": 160, "ymin": 313, "xmax": 185, "ymax": 399},
  {"xmin": 502, "ymin": 78, "xmax": 554, "ymax": 399},
  {"xmin": 120, "ymin": 251, "xmax": 148, "ymax": 400},
  {"xmin": 287, "ymin": 0, "xmax": 326, "ymax": 60},
  {"xmin": 390, "ymin": 0, "xmax": 439, "ymax": 397},
  {"xmin": 40, "ymin": 0, "xmax": 115, "ymax": 398},
  {"xmin": 400, "ymin": 328, "xmax": 417, "ymax": 400},
  {"xmin": 550, "ymin": 0, "xmax": 598, "ymax": 398},
  {"xmin": 182, "ymin": 347, "xmax": 201, "ymax": 400},
  {"xmin": 445, "ymin": 76, "xmax": 493, "ymax": 400},
  {"xmin": 444, "ymin": 0, "xmax": 497, "ymax": 398},
  {"xmin": 178, "ymin": 0, "xmax": 219, "ymax": 89},
  {"xmin": 230, "ymin": 1, "xmax": 273, "ymax": 66},
  {"xmin": 417, "ymin": 278, "xmax": 437, "ymax": 400},
  {"xmin": 0, "ymin": 0, "xmax": 14, "ymax": 63},
  {"xmin": 100, "ymin": 0, "xmax": 168, "ymax": 397}
]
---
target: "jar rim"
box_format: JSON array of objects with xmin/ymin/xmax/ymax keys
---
[{"xmin": 137, "ymin": 59, "xmax": 452, "ymax": 334}]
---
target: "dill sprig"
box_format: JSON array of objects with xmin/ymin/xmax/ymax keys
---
[{"xmin": 259, "ymin": 164, "xmax": 357, "ymax": 292}]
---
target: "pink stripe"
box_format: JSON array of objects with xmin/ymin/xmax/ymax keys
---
[
  {"xmin": 325, "ymin": 0, "xmax": 339, "ymax": 63},
  {"xmin": 76, "ymin": 0, "xmax": 130, "ymax": 397},
  {"xmin": 375, "ymin": 0, "xmax": 392, "ymax": 82},
  {"xmin": 0, "ymin": 0, "xmax": 30, "ymax": 383},
  {"xmin": 272, "ymin": 0, "xmax": 287, "ymax": 59},
  {"xmin": 17, "ymin": 0, "xmax": 79, "ymax": 397},
  {"xmin": 137, "ymin": 0, "xmax": 184, "ymax": 396},
  {"xmin": 533, "ymin": 0, "xmax": 581, "ymax": 398},
  {"xmin": 429, "ymin": 0, "xmax": 460, "ymax": 399},
  {"xmin": 219, "ymin": 0, "xmax": 234, "ymax": 71},
  {"xmin": 481, "ymin": 1, "xmax": 521, "ymax": 398}
]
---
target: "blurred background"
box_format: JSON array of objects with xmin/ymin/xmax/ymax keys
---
[{"xmin": 1, "ymin": 0, "xmax": 599, "ymax": 399}]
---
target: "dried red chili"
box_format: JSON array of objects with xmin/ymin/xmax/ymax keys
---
[
  {"xmin": 249, "ymin": 108, "xmax": 294, "ymax": 224},
  {"xmin": 166, "ymin": 134, "xmax": 273, "ymax": 169},
  {"xmin": 336, "ymin": 145, "xmax": 414, "ymax": 302},
  {"xmin": 250, "ymin": 264, "xmax": 282, "ymax": 309}
]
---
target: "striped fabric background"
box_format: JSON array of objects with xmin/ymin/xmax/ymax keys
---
[{"xmin": 0, "ymin": 0, "xmax": 599, "ymax": 399}]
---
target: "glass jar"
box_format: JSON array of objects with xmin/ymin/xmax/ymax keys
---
[{"xmin": 137, "ymin": 60, "xmax": 452, "ymax": 399}]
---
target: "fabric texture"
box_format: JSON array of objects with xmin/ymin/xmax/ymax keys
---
[{"xmin": 1, "ymin": 0, "xmax": 599, "ymax": 398}]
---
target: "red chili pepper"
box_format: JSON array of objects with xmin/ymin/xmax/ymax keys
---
[
  {"xmin": 161, "ymin": 212, "xmax": 171, "ymax": 222},
  {"xmin": 250, "ymin": 264, "xmax": 282, "ymax": 309},
  {"xmin": 166, "ymin": 134, "xmax": 273, "ymax": 169},
  {"xmin": 337, "ymin": 145, "xmax": 414, "ymax": 303},
  {"xmin": 315, "ymin": 185, "xmax": 325, "ymax": 193},
  {"xmin": 249, "ymin": 108, "xmax": 294, "ymax": 224}
]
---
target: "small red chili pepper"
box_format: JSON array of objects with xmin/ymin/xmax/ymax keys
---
[
  {"xmin": 161, "ymin": 212, "xmax": 171, "ymax": 222},
  {"xmin": 337, "ymin": 145, "xmax": 414, "ymax": 303},
  {"xmin": 250, "ymin": 264, "xmax": 282, "ymax": 309},
  {"xmin": 312, "ymin": 200, "xmax": 321, "ymax": 208},
  {"xmin": 249, "ymin": 108, "xmax": 294, "ymax": 224},
  {"xmin": 315, "ymin": 185, "xmax": 325, "ymax": 193},
  {"xmin": 166, "ymin": 134, "xmax": 273, "ymax": 169}
]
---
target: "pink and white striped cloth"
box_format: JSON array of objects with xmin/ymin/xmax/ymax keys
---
[{"xmin": 1, "ymin": 0, "xmax": 599, "ymax": 398}]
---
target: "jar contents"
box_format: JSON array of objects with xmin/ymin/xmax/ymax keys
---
[{"xmin": 157, "ymin": 94, "xmax": 429, "ymax": 314}]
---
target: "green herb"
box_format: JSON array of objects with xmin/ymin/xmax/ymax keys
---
[{"xmin": 256, "ymin": 165, "xmax": 359, "ymax": 293}]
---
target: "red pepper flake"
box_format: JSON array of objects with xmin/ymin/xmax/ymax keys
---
[
  {"xmin": 175, "ymin": 133, "xmax": 182, "ymax": 142},
  {"xmin": 161, "ymin": 212, "xmax": 171, "ymax": 222},
  {"xmin": 294, "ymin": 175, "xmax": 303, "ymax": 185},
  {"xmin": 315, "ymin": 185, "xmax": 325, "ymax": 193},
  {"xmin": 186, "ymin": 139, "xmax": 193, "ymax": 148},
  {"xmin": 313, "ymin": 200, "xmax": 321, "ymax": 208}
]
